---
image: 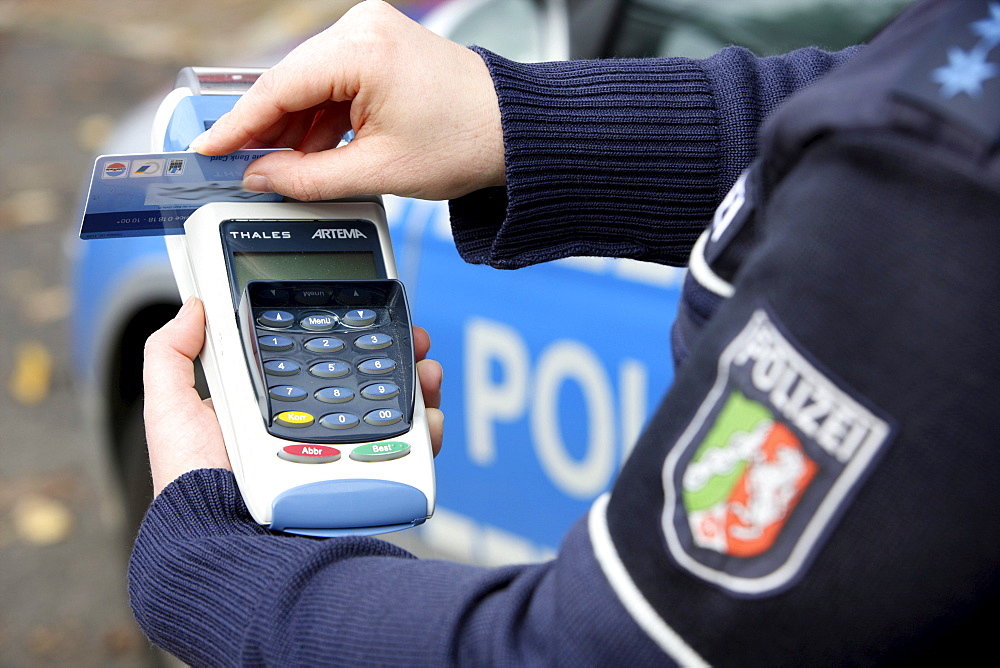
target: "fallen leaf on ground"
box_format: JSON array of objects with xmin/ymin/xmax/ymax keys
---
[
  {"xmin": 8, "ymin": 341, "xmax": 52, "ymax": 406},
  {"xmin": 11, "ymin": 493, "xmax": 73, "ymax": 545}
]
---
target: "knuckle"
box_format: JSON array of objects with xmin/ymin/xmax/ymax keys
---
[
  {"xmin": 143, "ymin": 329, "xmax": 163, "ymax": 354},
  {"xmin": 251, "ymin": 68, "xmax": 293, "ymax": 114},
  {"xmin": 252, "ymin": 70, "xmax": 280, "ymax": 101},
  {"xmin": 285, "ymin": 171, "xmax": 326, "ymax": 201},
  {"xmin": 339, "ymin": 0, "xmax": 400, "ymax": 55}
]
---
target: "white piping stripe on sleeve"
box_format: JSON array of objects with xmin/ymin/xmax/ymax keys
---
[
  {"xmin": 588, "ymin": 493, "xmax": 709, "ymax": 667},
  {"xmin": 688, "ymin": 229, "xmax": 735, "ymax": 299}
]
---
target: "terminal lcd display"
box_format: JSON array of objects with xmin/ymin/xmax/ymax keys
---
[{"xmin": 232, "ymin": 251, "xmax": 379, "ymax": 293}]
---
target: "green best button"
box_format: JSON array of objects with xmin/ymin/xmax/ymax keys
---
[{"xmin": 350, "ymin": 441, "xmax": 411, "ymax": 462}]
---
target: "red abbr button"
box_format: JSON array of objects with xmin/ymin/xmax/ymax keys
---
[{"xmin": 278, "ymin": 444, "xmax": 342, "ymax": 464}]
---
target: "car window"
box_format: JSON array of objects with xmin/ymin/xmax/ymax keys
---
[
  {"xmin": 424, "ymin": 0, "xmax": 546, "ymax": 62},
  {"xmin": 610, "ymin": 0, "xmax": 914, "ymax": 59}
]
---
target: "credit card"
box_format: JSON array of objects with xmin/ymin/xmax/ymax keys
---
[{"xmin": 79, "ymin": 150, "xmax": 284, "ymax": 239}]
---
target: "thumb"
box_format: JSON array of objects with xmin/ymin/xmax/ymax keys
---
[
  {"xmin": 242, "ymin": 139, "xmax": 393, "ymax": 201},
  {"xmin": 143, "ymin": 298, "xmax": 231, "ymax": 496},
  {"xmin": 143, "ymin": 297, "xmax": 206, "ymax": 398}
]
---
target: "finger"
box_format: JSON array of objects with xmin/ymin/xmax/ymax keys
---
[
  {"xmin": 239, "ymin": 109, "xmax": 317, "ymax": 150},
  {"xmin": 143, "ymin": 299, "xmax": 231, "ymax": 495},
  {"xmin": 416, "ymin": 358, "xmax": 442, "ymax": 410},
  {"xmin": 143, "ymin": 297, "xmax": 205, "ymax": 404},
  {"xmin": 239, "ymin": 137, "xmax": 391, "ymax": 200},
  {"xmin": 256, "ymin": 106, "xmax": 345, "ymax": 152},
  {"xmin": 298, "ymin": 102, "xmax": 354, "ymax": 154},
  {"xmin": 143, "ymin": 298, "xmax": 207, "ymax": 439},
  {"xmin": 413, "ymin": 326, "xmax": 431, "ymax": 362},
  {"xmin": 426, "ymin": 407, "xmax": 444, "ymax": 457},
  {"xmin": 191, "ymin": 68, "xmax": 331, "ymax": 154},
  {"xmin": 191, "ymin": 17, "xmax": 364, "ymax": 156}
]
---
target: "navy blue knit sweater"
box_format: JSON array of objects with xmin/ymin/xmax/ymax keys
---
[
  {"xmin": 129, "ymin": 45, "xmax": 856, "ymax": 666},
  {"xmin": 450, "ymin": 46, "xmax": 858, "ymax": 268}
]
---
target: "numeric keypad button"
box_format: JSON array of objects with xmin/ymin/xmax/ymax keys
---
[
  {"xmin": 309, "ymin": 361, "xmax": 350, "ymax": 378},
  {"xmin": 315, "ymin": 387, "xmax": 355, "ymax": 404},
  {"xmin": 304, "ymin": 337, "xmax": 345, "ymax": 353},
  {"xmin": 264, "ymin": 360, "xmax": 300, "ymax": 376},
  {"xmin": 364, "ymin": 408, "xmax": 403, "ymax": 427},
  {"xmin": 269, "ymin": 385, "xmax": 307, "ymax": 402},
  {"xmin": 258, "ymin": 334, "xmax": 294, "ymax": 352},
  {"xmin": 319, "ymin": 413, "xmax": 360, "ymax": 430},
  {"xmin": 361, "ymin": 382, "xmax": 400, "ymax": 400},
  {"xmin": 358, "ymin": 358, "xmax": 396, "ymax": 375},
  {"xmin": 354, "ymin": 333, "xmax": 392, "ymax": 350}
]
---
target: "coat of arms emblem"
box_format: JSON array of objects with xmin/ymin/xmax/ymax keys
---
[{"xmin": 662, "ymin": 308, "xmax": 893, "ymax": 595}]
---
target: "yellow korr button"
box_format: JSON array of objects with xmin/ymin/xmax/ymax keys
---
[{"xmin": 275, "ymin": 411, "xmax": 315, "ymax": 428}]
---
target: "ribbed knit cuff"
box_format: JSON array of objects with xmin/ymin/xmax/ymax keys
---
[
  {"xmin": 129, "ymin": 469, "xmax": 419, "ymax": 664},
  {"xmin": 450, "ymin": 48, "xmax": 722, "ymax": 269},
  {"xmin": 138, "ymin": 468, "xmax": 263, "ymax": 539}
]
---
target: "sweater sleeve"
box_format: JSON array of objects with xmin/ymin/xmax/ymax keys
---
[
  {"xmin": 128, "ymin": 469, "xmax": 666, "ymax": 666},
  {"xmin": 449, "ymin": 45, "xmax": 861, "ymax": 269}
]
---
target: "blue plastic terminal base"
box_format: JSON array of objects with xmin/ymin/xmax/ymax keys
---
[
  {"xmin": 270, "ymin": 478, "xmax": 429, "ymax": 538},
  {"xmin": 280, "ymin": 522, "xmax": 424, "ymax": 538}
]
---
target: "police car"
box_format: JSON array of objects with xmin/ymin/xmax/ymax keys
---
[{"xmin": 71, "ymin": 0, "xmax": 910, "ymax": 562}]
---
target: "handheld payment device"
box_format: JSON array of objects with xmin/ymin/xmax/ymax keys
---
[{"xmin": 154, "ymin": 69, "xmax": 435, "ymax": 536}]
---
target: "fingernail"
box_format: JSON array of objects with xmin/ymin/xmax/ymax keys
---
[
  {"xmin": 176, "ymin": 297, "xmax": 196, "ymax": 318},
  {"xmin": 188, "ymin": 129, "xmax": 213, "ymax": 152},
  {"xmin": 243, "ymin": 174, "xmax": 273, "ymax": 193}
]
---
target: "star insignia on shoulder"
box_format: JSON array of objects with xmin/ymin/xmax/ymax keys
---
[
  {"xmin": 932, "ymin": 46, "xmax": 999, "ymax": 98},
  {"xmin": 972, "ymin": 2, "xmax": 1000, "ymax": 48}
]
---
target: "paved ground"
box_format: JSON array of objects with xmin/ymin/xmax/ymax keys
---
[{"xmin": 0, "ymin": 2, "xmax": 355, "ymax": 664}]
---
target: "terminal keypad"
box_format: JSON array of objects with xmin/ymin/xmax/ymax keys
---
[{"xmin": 245, "ymin": 281, "xmax": 414, "ymax": 447}]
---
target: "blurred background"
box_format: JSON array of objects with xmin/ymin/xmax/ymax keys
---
[{"xmin": 0, "ymin": 0, "xmax": 910, "ymax": 665}]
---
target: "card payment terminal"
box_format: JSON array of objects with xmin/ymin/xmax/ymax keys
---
[{"xmin": 155, "ymin": 68, "xmax": 435, "ymax": 537}]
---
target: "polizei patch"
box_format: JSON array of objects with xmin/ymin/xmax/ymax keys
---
[{"xmin": 661, "ymin": 308, "xmax": 893, "ymax": 596}]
